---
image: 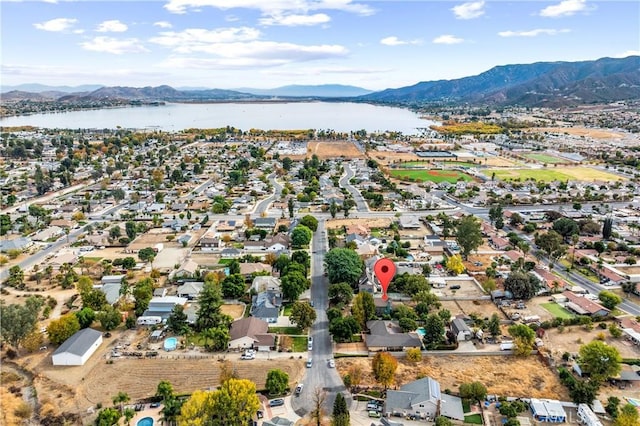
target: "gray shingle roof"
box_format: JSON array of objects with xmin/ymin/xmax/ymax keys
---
[{"xmin": 53, "ymin": 328, "xmax": 102, "ymax": 357}]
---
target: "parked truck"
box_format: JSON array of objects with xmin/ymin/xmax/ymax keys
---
[{"xmin": 500, "ymin": 342, "xmax": 514, "ymax": 351}]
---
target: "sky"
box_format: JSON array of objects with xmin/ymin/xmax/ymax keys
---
[{"xmin": 1, "ymin": 0, "xmax": 639, "ymax": 91}]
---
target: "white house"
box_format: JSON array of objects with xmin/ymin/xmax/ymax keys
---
[
  {"xmin": 228, "ymin": 317, "xmax": 274, "ymax": 351},
  {"xmin": 250, "ymin": 276, "xmax": 281, "ymax": 293},
  {"xmin": 52, "ymin": 328, "xmax": 103, "ymax": 366}
]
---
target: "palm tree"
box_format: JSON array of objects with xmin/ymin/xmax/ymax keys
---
[
  {"xmin": 570, "ymin": 234, "xmax": 579, "ymax": 270},
  {"xmin": 123, "ymin": 407, "xmax": 135, "ymax": 425},
  {"xmin": 112, "ymin": 391, "xmax": 130, "ymax": 413}
]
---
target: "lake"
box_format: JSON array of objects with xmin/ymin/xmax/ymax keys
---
[{"xmin": 0, "ymin": 102, "xmax": 436, "ymax": 134}]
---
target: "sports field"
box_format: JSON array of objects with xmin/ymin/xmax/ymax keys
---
[
  {"xmin": 522, "ymin": 153, "xmax": 567, "ymax": 164},
  {"xmin": 389, "ymin": 168, "xmax": 474, "ymax": 183},
  {"xmin": 484, "ymin": 167, "xmax": 624, "ymax": 182},
  {"xmin": 402, "ymin": 161, "xmax": 478, "ymax": 168}
]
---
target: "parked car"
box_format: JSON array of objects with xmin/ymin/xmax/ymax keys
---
[
  {"xmin": 295, "ymin": 384, "xmax": 303, "ymax": 395},
  {"xmin": 240, "ymin": 353, "xmax": 255, "ymax": 360},
  {"xmin": 367, "ymin": 401, "xmax": 379, "ymax": 410},
  {"xmin": 449, "ymin": 284, "xmax": 461, "ymax": 290},
  {"xmin": 368, "ymin": 411, "xmax": 381, "ymax": 418},
  {"xmin": 328, "ymin": 359, "xmax": 335, "ymax": 368},
  {"xmin": 306, "ymin": 358, "xmax": 313, "ymax": 368},
  {"xmin": 269, "ymin": 399, "xmax": 285, "ymax": 407},
  {"xmin": 150, "ymin": 402, "xmax": 161, "ymax": 408}
]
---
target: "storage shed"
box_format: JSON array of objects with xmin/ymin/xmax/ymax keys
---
[
  {"xmin": 529, "ymin": 399, "xmax": 566, "ymax": 423},
  {"xmin": 52, "ymin": 328, "xmax": 103, "ymax": 366}
]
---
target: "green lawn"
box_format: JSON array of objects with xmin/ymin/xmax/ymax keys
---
[
  {"xmin": 522, "ymin": 153, "xmax": 566, "ymax": 164},
  {"xmin": 541, "ymin": 302, "xmax": 575, "ymax": 319},
  {"xmin": 290, "ymin": 336, "xmax": 308, "ymax": 352},
  {"xmin": 282, "ymin": 304, "xmax": 293, "ymax": 316},
  {"xmin": 485, "ymin": 166, "xmax": 624, "ymax": 183},
  {"xmin": 464, "ymin": 414, "xmax": 483, "ymax": 424},
  {"xmin": 441, "ymin": 161, "xmax": 479, "ymax": 167},
  {"xmin": 389, "ymin": 169, "xmax": 474, "ymax": 183},
  {"xmin": 268, "ymin": 327, "xmax": 302, "ymax": 335}
]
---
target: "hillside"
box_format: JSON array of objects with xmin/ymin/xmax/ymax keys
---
[{"xmin": 359, "ymin": 56, "xmax": 640, "ymax": 107}]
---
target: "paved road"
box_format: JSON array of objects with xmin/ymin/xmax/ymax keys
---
[
  {"xmin": 253, "ymin": 173, "xmax": 283, "ymax": 215},
  {"xmin": 291, "ymin": 219, "xmax": 350, "ymax": 417},
  {"xmin": 339, "ymin": 162, "xmax": 368, "ymax": 213}
]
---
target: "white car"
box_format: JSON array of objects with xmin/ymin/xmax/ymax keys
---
[{"xmin": 328, "ymin": 359, "xmax": 335, "ymax": 368}]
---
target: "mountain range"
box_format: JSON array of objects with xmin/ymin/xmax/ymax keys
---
[{"xmin": 2, "ymin": 56, "xmax": 638, "ymax": 107}]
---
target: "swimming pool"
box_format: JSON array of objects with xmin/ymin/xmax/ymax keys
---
[
  {"xmin": 416, "ymin": 327, "xmax": 426, "ymax": 338},
  {"xmin": 164, "ymin": 337, "xmax": 178, "ymax": 351},
  {"xmin": 136, "ymin": 417, "xmax": 154, "ymax": 426}
]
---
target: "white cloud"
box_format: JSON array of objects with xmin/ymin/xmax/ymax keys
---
[
  {"xmin": 540, "ymin": 0, "xmax": 589, "ymax": 17},
  {"xmin": 451, "ymin": 1, "xmax": 485, "ymax": 20},
  {"xmin": 259, "ymin": 13, "xmax": 331, "ymax": 26},
  {"xmin": 34, "ymin": 18, "xmax": 78, "ymax": 32},
  {"xmin": 150, "ymin": 27, "xmax": 261, "ymax": 51},
  {"xmin": 80, "ymin": 37, "xmax": 148, "ymax": 54},
  {"xmin": 613, "ymin": 50, "xmax": 640, "ymax": 58},
  {"xmin": 164, "ymin": 0, "xmax": 375, "ymax": 16},
  {"xmin": 153, "ymin": 21, "xmax": 173, "ymax": 29},
  {"xmin": 432, "ymin": 35, "xmax": 464, "ymax": 45},
  {"xmin": 380, "ymin": 36, "xmax": 422, "ymax": 46},
  {"xmin": 498, "ymin": 28, "xmax": 570, "ymax": 37},
  {"xmin": 96, "ymin": 20, "xmax": 128, "ymax": 33}
]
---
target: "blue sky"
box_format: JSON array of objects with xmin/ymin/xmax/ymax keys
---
[{"xmin": 1, "ymin": 0, "xmax": 638, "ymax": 90}]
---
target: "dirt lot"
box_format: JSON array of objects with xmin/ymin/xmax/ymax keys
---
[
  {"xmin": 482, "ymin": 156, "xmax": 521, "ymax": 167},
  {"xmin": 439, "ymin": 300, "xmax": 503, "ymax": 319},
  {"xmin": 336, "ymin": 355, "xmax": 569, "ymax": 400},
  {"xmin": 543, "ymin": 324, "xmax": 640, "ymax": 360},
  {"xmin": 220, "ymin": 303, "xmax": 246, "ymax": 319},
  {"xmin": 308, "ymin": 141, "xmax": 364, "ymax": 159},
  {"xmin": 370, "ymin": 151, "xmax": 421, "ymax": 165},
  {"xmin": 325, "ymin": 217, "xmax": 392, "ymax": 230},
  {"xmin": 530, "ymin": 127, "xmax": 626, "ymax": 139}
]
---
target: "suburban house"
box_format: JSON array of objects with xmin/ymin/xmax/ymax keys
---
[
  {"xmin": 52, "ymin": 328, "xmax": 103, "ymax": 366},
  {"xmin": 450, "ymin": 318, "xmax": 472, "ymax": 341},
  {"xmin": 364, "ymin": 320, "xmax": 422, "ymax": 352},
  {"xmin": 384, "ymin": 377, "xmax": 464, "ymax": 421},
  {"xmin": 143, "ymin": 296, "xmax": 188, "ymax": 320},
  {"xmin": 263, "ymin": 233, "xmax": 291, "ymax": 251},
  {"xmin": 31, "ymin": 225, "xmax": 64, "ymax": 242},
  {"xmin": 250, "ymin": 291, "xmax": 282, "ymax": 323},
  {"xmin": 356, "ymin": 242, "xmax": 378, "ymax": 259},
  {"xmin": 228, "ymin": 317, "xmax": 274, "ymax": 351},
  {"xmin": 101, "ymin": 275, "xmax": 125, "ymax": 285},
  {"xmin": 251, "ymin": 276, "xmax": 281, "ymax": 293},
  {"xmin": 253, "ymin": 217, "xmax": 277, "ymax": 231},
  {"xmin": 240, "ymin": 262, "xmax": 272, "ymax": 280},
  {"xmin": 50, "ymin": 251, "xmax": 78, "ymax": 269},
  {"xmin": 173, "ymin": 259, "xmax": 199, "ymax": 278},
  {"xmin": 99, "ymin": 283, "xmax": 123, "ymax": 305},
  {"xmin": 199, "ymin": 236, "xmax": 220, "ymax": 252},
  {"xmin": 177, "ymin": 281, "xmax": 204, "ymax": 300},
  {"xmin": 562, "ymin": 291, "xmax": 610, "ymax": 317},
  {"xmin": 220, "ymin": 248, "xmax": 242, "ymax": 258},
  {"xmin": 0, "ymin": 236, "xmax": 33, "ymax": 252},
  {"xmin": 529, "ymin": 399, "xmax": 567, "ymax": 423},
  {"xmin": 399, "ymin": 215, "xmax": 421, "ymax": 229},
  {"xmin": 346, "ymin": 223, "xmax": 369, "ymax": 237}
]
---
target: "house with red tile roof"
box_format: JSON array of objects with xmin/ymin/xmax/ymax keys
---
[{"xmin": 563, "ymin": 291, "xmax": 610, "ymax": 317}]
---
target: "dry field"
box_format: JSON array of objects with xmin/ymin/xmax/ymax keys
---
[
  {"xmin": 337, "ymin": 355, "xmax": 569, "ymax": 400},
  {"xmin": 530, "ymin": 127, "xmax": 626, "ymax": 139},
  {"xmin": 439, "ymin": 300, "xmax": 503, "ymax": 319},
  {"xmin": 325, "ymin": 217, "xmax": 393, "ymax": 230},
  {"xmin": 308, "ymin": 141, "xmax": 364, "ymax": 159},
  {"xmin": 543, "ymin": 325, "xmax": 640, "ymax": 360},
  {"xmin": 482, "ymin": 156, "xmax": 521, "ymax": 167},
  {"xmin": 220, "ymin": 303, "xmax": 246, "ymax": 319},
  {"xmin": 370, "ymin": 151, "xmax": 421, "ymax": 165}
]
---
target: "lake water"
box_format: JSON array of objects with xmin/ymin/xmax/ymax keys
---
[{"xmin": 0, "ymin": 102, "xmax": 436, "ymax": 134}]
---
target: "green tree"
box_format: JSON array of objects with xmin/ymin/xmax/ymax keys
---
[
  {"xmin": 329, "ymin": 316, "xmax": 360, "ymax": 342},
  {"xmin": 125, "ymin": 221, "xmax": 137, "ymax": 240},
  {"xmin": 281, "ymin": 271, "xmax": 309, "ymax": 302},
  {"xmin": 535, "ymin": 230, "xmax": 566, "ymax": 261},
  {"xmin": 138, "ymin": 247, "xmax": 156, "ymax": 264},
  {"xmin": 614, "ymin": 403, "xmax": 640, "ymax": 426},
  {"xmin": 371, "ymin": 351, "xmax": 398, "ymax": 389},
  {"xmin": 221, "ymin": 274, "xmax": 246, "ymax": 299},
  {"xmin": 487, "ymin": 313, "xmax": 501, "ymax": 337},
  {"xmin": 299, "ymin": 215, "xmax": 319, "ymax": 232},
  {"xmin": 578, "ymin": 340, "xmax": 622, "ymax": 383},
  {"xmin": 329, "ymin": 200, "xmax": 338, "ymax": 219},
  {"xmin": 112, "ymin": 391, "xmax": 130, "ymax": 412},
  {"xmin": 423, "ymin": 313, "xmax": 445, "ymax": 349},
  {"xmin": 602, "ymin": 217, "xmax": 613, "ymax": 240},
  {"xmin": 196, "ymin": 280, "xmax": 223, "ymax": 331},
  {"xmin": 459, "ymin": 381, "xmax": 487, "ymax": 403},
  {"xmin": 166, "ymin": 305, "xmax": 190, "ymax": 335},
  {"xmin": 331, "ymin": 393, "xmax": 349, "ymax": 426},
  {"xmin": 504, "ymin": 270, "xmax": 541, "ymax": 300},
  {"xmin": 0, "ymin": 301, "xmax": 40, "ymax": 349},
  {"xmin": 133, "ymin": 278, "xmax": 154, "ymax": 317},
  {"xmin": 94, "ymin": 407, "xmax": 121, "ymax": 426},
  {"xmin": 456, "ymin": 215, "xmax": 483, "ymax": 259},
  {"xmin": 7, "ymin": 265, "xmax": 24, "ymax": 288},
  {"xmin": 290, "ymin": 301, "xmax": 316, "ymax": 330},
  {"xmin": 328, "ymin": 283, "xmax": 354, "ymax": 305},
  {"xmin": 156, "ymin": 380, "xmax": 175, "ymax": 402},
  {"xmin": 202, "ymin": 326, "xmax": 230, "ymax": 351},
  {"xmin": 97, "ymin": 305, "xmax": 122, "ymax": 331},
  {"xmin": 508, "ymin": 324, "xmax": 536, "ymax": 356},
  {"xmin": 291, "ymin": 225, "xmax": 313, "ymax": 247},
  {"xmin": 435, "ymin": 417, "xmax": 453, "ymax": 426},
  {"xmin": 351, "ymin": 292, "xmax": 376, "ymax": 330},
  {"xmin": 75, "ymin": 307, "xmax": 96, "ymax": 329},
  {"xmin": 324, "ymin": 248, "xmax": 363, "ymax": 286},
  {"xmin": 265, "ymin": 369, "xmax": 289, "ymax": 395},
  {"xmin": 553, "ymin": 218, "xmax": 580, "ymax": 240},
  {"xmin": 598, "ymin": 290, "xmax": 622, "ymax": 310},
  {"xmin": 123, "ymin": 408, "xmax": 135, "ymax": 426},
  {"xmin": 47, "ymin": 313, "xmax": 81, "ymax": 345}
]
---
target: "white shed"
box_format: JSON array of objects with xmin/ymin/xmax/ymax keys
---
[{"xmin": 52, "ymin": 328, "xmax": 103, "ymax": 366}]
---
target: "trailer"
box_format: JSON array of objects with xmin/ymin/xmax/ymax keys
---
[
  {"xmin": 577, "ymin": 404, "xmax": 603, "ymax": 426},
  {"xmin": 137, "ymin": 316, "xmax": 162, "ymax": 325}
]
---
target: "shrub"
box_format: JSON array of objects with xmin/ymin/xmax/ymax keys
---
[{"xmin": 406, "ymin": 348, "xmax": 422, "ymax": 362}]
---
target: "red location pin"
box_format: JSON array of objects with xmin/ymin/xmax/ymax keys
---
[{"xmin": 374, "ymin": 258, "xmax": 396, "ymax": 301}]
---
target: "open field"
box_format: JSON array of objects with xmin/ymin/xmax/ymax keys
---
[
  {"xmin": 325, "ymin": 217, "xmax": 392, "ymax": 230},
  {"xmin": 371, "ymin": 151, "xmax": 421, "ymax": 165},
  {"xmin": 389, "ymin": 169, "xmax": 474, "ymax": 183},
  {"xmin": 337, "ymin": 355, "xmax": 569, "ymax": 400},
  {"xmin": 482, "ymin": 156, "xmax": 521, "ymax": 167},
  {"xmin": 220, "ymin": 303, "xmax": 245, "ymax": 319},
  {"xmin": 521, "ymin": 153, "xmax": 567, "ymax": 164},
  {"xmin": 308, "ymin": 141, "xmax": 364, "ymax": 159},
  {"xmin": 485, "ymin": 167, "xmax": 625, "ymax": 182},
  {"xmin": 530, "ymin": 127, "xmax": 626, "ymax": 139},
  {"xmin": 402, "ymin": 160, "xmax": 479, "ymax": 168}
]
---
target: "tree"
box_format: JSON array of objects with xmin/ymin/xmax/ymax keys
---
[
  {"xmin": 0, "ymin": 301, "xmax": 40, "ymax": 349},
  {"xmin": 290, "ymin": 301, "xmax": 316, "ymax": 330},
  {"xmin": 133, "ymin": 278, "xmax": 154, "ymax": 317},
  {"xmin": 553, "ymin": 218, "xmax": 580, "ymax": 240},
  {"xmin": 97, "ymin": 306, "xmax": 122, "ymax": 331},
  {"xmin": 445, "ymin": 254, "xmax": 465, "ymax": 275},
  {"xmin": 221, "ymin": 274, "xmax": 246, "ymax": 299},
  {"xmin": 123, "ymin": 408, "xmax": 135, "ymax": 426},
  {"xmin": 487, "ymin": 313, "xmax": 501, "ymax": 337},
  {"xmin": 456, "ymin": 215, "xmax": 483, "ymax": 259},
  {"xmin": 95, "ymin": 407, "xmax": 121, "ymax": 426},
  {"xmin": 311, "ymin": 387, "xmax": 327, "ymax": 426},
  {"xmin": 299, "ymin": 215, "xmax": 319, "ymax": 232},
  {"xmin": 598, "ymin": 290, "xmax": 622, "ymax": 310},
  {"xmin": 281, "ymin": 271, "xmax": 308, "ymax": 302},
  {"xmin": 329, "ymin": 200, "xmax": 338, "ymax": 218},
  {"xmin": 488, "ymin": 205, "xmax": 503, "ymax": 226},
  {"xmin": 287, "ymin": 197, "xmax": 295, "ymax": 218},
  {"xmin": 324, "ymin": 248, "xmax": 364, "ymax": 286},
  {"xmin": 291, "ymin": 225, "xmax": 313, "ymax": 247},
  {"xmin": 166, "ymin": 305, "xmax": 190, "ymax": 335},
  {"xmin": 332, "ymin": 393, "xmax": 349, "ymax": 426},
  {"xmin": 459, "ymin": 381, "xmax": 487, "ymax": 403},
  {"xmin": 351, "ymin": 292, "xmax": 376, "ymax": 330},
  {"xmin": 75, "ymin": 307, "xmax": 96, "ymax": 329},
  {"xmin": 371, "ymin": 352, "xmax": 398, "ymax": 389},
  {"xmin": 435, "ymin": 417, "xmax": 453, "ymax": 426},
  {"xmin": 202, "ymin": 326, "xmax": 230, "ymax": 351},
  {"xmin": 138, "ymin": 247, "xmax": 156, "ymax": 264},
  {"xmin": 329, "ymin": 316, "xmax": 360, "ymax": 342},
  {"xmin": 47, "ymin": 313, "xmax": 81, "ymax": 345},
  {"xmin": 615, "ymin": 403, "xmax": 640, "ymax": 426},
  {"xmin": 504, "ymin": 270, "xmax": 541, "ymax": 300},
  {"xmin": 196, "ymin": 280, "xmax": 223, "ymax": 331},
  {"xmin": 535, "ymin": 230, "xmax": 566, "ymax": 261},
  {"xmin": 7, "ymin": 265, "xmax": 24, "ymax": 288},
  {"xmin": 156, "ymin": 380, "xmax": 175, "ymax": 402},
  {"xmin": 423, "ymin": 313, "xmax": 445, "ymax": 349},
  {"xmin": 265, "ymin": 369, "xmax": 289, "ymax": 395},
  {"xmin": 406, "ymin": 347, "xmax": 422, "ymax": 362},
  {"xmin": 328, "ymin": 283, "xmax": 353, "ymax": 305},
  {"xmin": 602, "ymin": 217, "xmax": 613, "ymax": 240},
  {"xmin": 508, "ymin": 324, "xmax": 536, "ymax": 356},
  {"xmin": 578, "ymin": 340, "xmax": 622, "ymax": 382},
  {"xmin": 112, "ymin": 391, "xmax": 130, "ymax": 413}
]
